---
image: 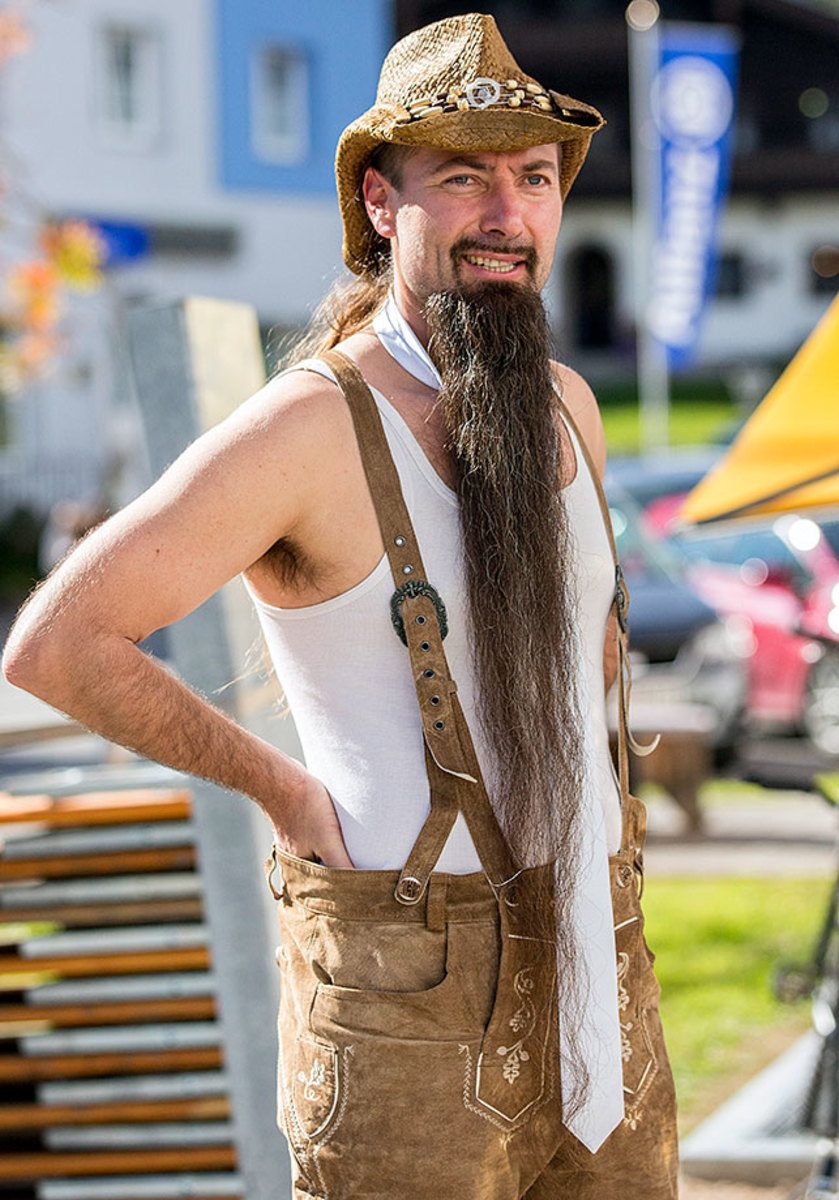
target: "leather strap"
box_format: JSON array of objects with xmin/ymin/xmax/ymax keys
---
[{"xmin": 320, "ymin": 350, "xmax": 517, "ymax": 895}]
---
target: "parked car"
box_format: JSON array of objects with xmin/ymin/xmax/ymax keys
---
[
  {"xmin": 604, "ymin": 477, "xmax": 748, "ymax": 753},
  {"xmin": 674, "ymin": 516, "xmax": 839, "ymax": 754},
  {"xmin": 609, "ymin": 454, "xmax": 839, "ymax": 754}
]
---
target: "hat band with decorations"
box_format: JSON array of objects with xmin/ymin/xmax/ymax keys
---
[{"xmin": 397, "ymin": 76, "xmax": 594, "ymax": 122}]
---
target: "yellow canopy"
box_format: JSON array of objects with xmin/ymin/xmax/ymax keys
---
[{"xmin": 680, "ymin": 293, "xmax": 839, "ymax": 524}]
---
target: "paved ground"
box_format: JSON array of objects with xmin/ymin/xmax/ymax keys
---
[
  {"xmin": 645, "ymin": 786, "xmax": 837, "ymax": 878},
  {"xmin": 680, "ymin": 1178, "xmax": 801, "ymax": 1199}
]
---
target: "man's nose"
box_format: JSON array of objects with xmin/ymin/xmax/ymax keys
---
[{"xmin": 478, "ymin": 182, "xmax": 525, "ymax": 239}]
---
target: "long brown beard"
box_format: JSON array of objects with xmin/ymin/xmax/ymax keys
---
[
  {"xmin": 426, "ymin": 282, "xmax": 589, "ymax": 1114},
  {"xmin": 425, "ymin": 283, "xmax": 585, "ymax": 865}
]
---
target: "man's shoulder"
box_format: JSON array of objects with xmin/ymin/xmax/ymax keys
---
[
  {"xmin": 237, "ymin": 357, "xmax": 356, "ymax": 450},
  {"xmin": 549, "ymin": 360, "xmax": 606, "ymax": 477},
  {"xmin": 258, "ymin": 358, "xmax": 343, "ymax": 410},
  {"xmin": 240, "ymin": 331, "xmax": 405, "ymax": 451},
  {"xmin": 549, "ymin": 360, "xmax": 597, "ymax": 413}
]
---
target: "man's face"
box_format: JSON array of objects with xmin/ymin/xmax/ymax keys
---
[{"xmin": 364, "ymin": 143, "xmax": 563, "ymax": 321}]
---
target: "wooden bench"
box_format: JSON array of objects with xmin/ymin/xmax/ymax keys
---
[{"xmin": 0, "ymin": 784, "xmax": 241, "ymax": 1196}]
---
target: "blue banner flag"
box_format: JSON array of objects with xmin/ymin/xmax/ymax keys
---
[
  {"xmin": 85, "ymin": 219, "xmax": 151, "ymax": 266},
  {"xmin": 647, "ymin": 24, "xmax": 740, "ymax": 370}
]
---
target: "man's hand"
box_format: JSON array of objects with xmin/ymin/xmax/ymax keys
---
[{"xmin": 274, "ymin": 773, "xmax": 354, "ymax": 869}]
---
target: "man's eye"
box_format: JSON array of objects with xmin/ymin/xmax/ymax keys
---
[
  {"xmin": 526, "ymin": 174, "xmax": 549, "ymax": 186},
  {"xmin": 446, "ymin": 174, "xmax": 476, "ymax": 185}
]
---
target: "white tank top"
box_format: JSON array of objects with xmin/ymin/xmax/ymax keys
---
[{"xmin": 246, "ymin": 363, "xmax": 621, "ymax": 870}]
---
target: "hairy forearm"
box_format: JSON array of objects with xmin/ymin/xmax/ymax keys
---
[{"xmin": 4, "ymin": 623, "xmax": 306, "ymax": 821}]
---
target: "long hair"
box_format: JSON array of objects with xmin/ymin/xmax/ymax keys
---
[
  {"xmin": 278, "ymin": 270, "xmax": 391, "ymax": 370},
  {"xmin": 277, "ymin": 143, "xmax": 414, "ymax": 371}
]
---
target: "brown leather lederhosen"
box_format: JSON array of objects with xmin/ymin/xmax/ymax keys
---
[{"xmin": 265, "ymin": 351, "xmax": 679, "ymax": 1200}]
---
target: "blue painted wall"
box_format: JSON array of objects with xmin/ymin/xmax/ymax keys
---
[{"xmin": 215, "ymin": 0, "xmax": 392, "ymax": 196}]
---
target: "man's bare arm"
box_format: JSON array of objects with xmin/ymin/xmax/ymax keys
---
[{"xmin": 2, "ymin": 372, "xmax": 354, "ymax": 867}]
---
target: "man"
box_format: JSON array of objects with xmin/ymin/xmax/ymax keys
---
[{"xmin": 3, "ymin": 13, "xmax": 678, "ymax": 1198}]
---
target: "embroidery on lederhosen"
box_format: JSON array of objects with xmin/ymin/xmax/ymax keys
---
[
  {"xmin": 613, "ymin": 913, "xmax": 659, "ymax": 1129},
  {"xmin": 617, "ymin": 951, "xmax": 634, "ymax": 1063},
  {"xmin": 278, "ymin": 1035, "xmax": 354, "ymax": 1196},
  {"xmin": 497, "ymin": 967, "xmax": 538, "ymax": 1084},
  {"xmin": 471, "ymin": 941, "xmax": 557, "ymax": 1125},
  {"xmin": 458, "ymin": 1039, "xmax": 556, "ymax": 1136}
]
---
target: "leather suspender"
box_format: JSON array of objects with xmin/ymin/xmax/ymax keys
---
[
  {"xmin": 315, "ymin": 349, "xmax": 648, "ymax": 897},
  {"xmin": 320, "ymin": 350, "xmax": 518, "ymax": 896}
]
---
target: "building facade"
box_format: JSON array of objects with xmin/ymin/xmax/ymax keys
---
[{"xmin": 0, "ymin": 0, "xmax": 391, "ymax": 514}]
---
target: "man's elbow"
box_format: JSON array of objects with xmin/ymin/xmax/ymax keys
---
[{"xmin": 3, "ymin": 605, "xmax": 72, "ymax": 702}]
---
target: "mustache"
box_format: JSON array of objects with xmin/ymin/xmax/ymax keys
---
[{"xmin": 448, "ymin": 236, "xmax": 538, "ymax": 277}]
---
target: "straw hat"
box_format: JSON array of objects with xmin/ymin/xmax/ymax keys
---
[{"xmin": 336, "ymin": 12, "xmax": 605, "ymax": 276}]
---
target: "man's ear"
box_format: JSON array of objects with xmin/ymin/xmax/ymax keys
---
[{"xmin": 362, "ymin": 167, "xmax": 397, "ymax": 240}]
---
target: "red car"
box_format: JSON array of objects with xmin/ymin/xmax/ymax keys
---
[{"xmin": 648, "ymin": 496, "xmax": 839, "ymax": 754}]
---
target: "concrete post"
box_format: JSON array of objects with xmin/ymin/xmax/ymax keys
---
[{"xmin": 126, "ymin": 297, "xmax": 298, "ymax": 1200}]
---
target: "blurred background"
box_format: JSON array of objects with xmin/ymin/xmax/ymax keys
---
[
  {"xmin": 0, "ymin": 1, "xmax": 837, "ymax": 1198},
  {"xmin": 0, "ymin": 0, "xmax": 835, "ymax": 545}
]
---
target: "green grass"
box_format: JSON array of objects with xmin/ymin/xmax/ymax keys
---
[
  {"xmin": 815, "ymin": 772, "xmax": 839, "ymax": 805},
  {"xmin": 601, "ymin": 400, "xmax": 737, "ymax": 453},
  {"xmin": 644, "ymin": 875, "xmax": 831, "ymax": 1129},
  {"xmin": 0, "ymin": 920, "xmax": 63, "ymax": 990}
]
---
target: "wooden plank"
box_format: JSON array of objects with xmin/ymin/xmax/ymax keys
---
[
  {"xmin": 0, "ymin": 872, "xmax": 202, "ymax": 907},
  {"xmin": 0, "ymin": 791, "xmax": 192, "ymax": 828},
  {"xmin": 0, "ymin": 994, "xmax": 215, "ymax": 1030},
  {"xmin": 0, "ymin": 897, "xmax": 204, "ymax": 926},
  {"xmin": 21, "ymin": 924, "xmax": 207, "ymax": 957},
  {"xmin": 1, "ymin": 765, "xmax": 189, "ymax": 798},
  {"xmin": 40, "ymin": 1178, "xmax": 241, "ymax": 1200},
  {"xmin": 3, "ymin": 822, "xmax": 196, "ymax": 859},
  {"xmin": 0, "ymin": 720, "xmax": 84, "ymax": 749},
  {"xmin": 0, "ymin": 1095, "xmax": 229, "ymax": 1129},
  {"xmin": 39, "ymin": 1070, "xmax": 228, "ymax": 1105},
  {"xmin": 0, "ymin": 946, "xmax": 209, "ymax": 978},
  {"xmin": 20, "ymin": 1022, "xmax": 220, "ymax": 1055},
  {"xmin": 0, "ymin": 1045, "xmax": 222, "ymax": 1081},
  {"xmin": 42, "ymin": 1190, "xmax": 241, "ymax": 1200},
  {"xmin": 47, "ymin": 1121, "xmax": 233, "ymax": 1149},
  {"xmin": 27, "ymin": 972, "xmax": 215, "ymax": 1006},
  {"xmin": 0, "ymin": 1145, "xmax": 236, "ymax": 1179},
  {"xmin": 0, "ymin": 846, "xmax": 196, "ymax": 880}
]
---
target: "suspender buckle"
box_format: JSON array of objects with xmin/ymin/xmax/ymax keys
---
[
  {"xmin": 614, "ymin": 564, "xmax": 629, "ymax": 634},
  {"xmin": 390, "ymin": 580, "xmax": 449, "ymax": 646}
]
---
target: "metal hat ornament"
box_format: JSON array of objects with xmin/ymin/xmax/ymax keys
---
[{"xmin": 335, "ymin": 12, "xmax": 605, "ymax": 276}]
